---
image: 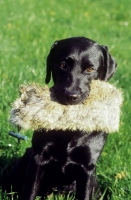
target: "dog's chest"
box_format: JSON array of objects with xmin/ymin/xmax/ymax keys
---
[{"xmin": 33, "ymin": 130, "xmax": 88, "ymax": 165}]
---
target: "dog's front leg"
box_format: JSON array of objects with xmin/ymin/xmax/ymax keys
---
[
  {"xmin": 66, "ymin": 131, "xmax": 107, "ymax": 200},
  {"xmin": 75, "ymin": 166, "xmax": 100, "ymax": 200},
  {"xmin": 20, "ymin": 153, "xmax": 44, "ymax": 200},
  {"xmin": 76, "ymin": 131, "xmax": 107, "ymax": 200}
]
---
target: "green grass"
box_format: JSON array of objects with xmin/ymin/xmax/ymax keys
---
[{"xmin": 0, "ymin": 0, "xmax": 131, "ymax": 199}]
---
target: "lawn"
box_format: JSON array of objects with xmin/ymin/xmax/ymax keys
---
[{"xmin": 0, "ymin": 0, "xmax": 131, "ymax": 199}]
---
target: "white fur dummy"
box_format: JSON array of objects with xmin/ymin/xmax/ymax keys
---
[{"xmin": 9, "ymin": 80, "xmax": 123, "ymax": 133}]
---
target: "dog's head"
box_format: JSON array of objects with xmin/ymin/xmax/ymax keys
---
[{"xmin": 45, "ymin": 37, "xmax": 117, "ymax": 105}]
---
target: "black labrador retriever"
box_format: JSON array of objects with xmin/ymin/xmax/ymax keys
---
[{"xmin": 7, "ymin": 37, "xmax": 117, "ymax": 200}]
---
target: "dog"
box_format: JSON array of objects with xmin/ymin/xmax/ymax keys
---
[{"xmin": 5, "ymin": 37, "xmax": 117, "ymax": 200}]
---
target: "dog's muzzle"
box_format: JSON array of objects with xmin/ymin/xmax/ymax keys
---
[
  {"xmin": 64, "ymin": 90, "xmax": 81, "ymax": 105},
  {"xmin": 50, "ymin": 86, "xmax": 89, "ymax": 105}
]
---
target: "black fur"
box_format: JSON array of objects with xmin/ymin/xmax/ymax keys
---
[
  {"xmin": 46, "ymin": 37, "xmax": 117, "ymax": 105},
  {"xmin": 5, "ymin": 37, "xmax": 117, "ymax": 200}
]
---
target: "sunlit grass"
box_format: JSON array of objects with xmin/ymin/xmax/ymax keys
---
[{"xmin": 0, "ymin": 0, "xmax": 131, "ymax": 199}]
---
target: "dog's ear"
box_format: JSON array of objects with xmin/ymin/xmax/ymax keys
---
[
  {"xmin": 102, "ymin": 45, "xmax": 117, "ymax": 81},
  {"xmin": 45, "ymin": 54, "xmax": 52, "ymax": 84},
  {"xmin": 45, "ymin": 41, "xmax": 59, "ymax": 84}
]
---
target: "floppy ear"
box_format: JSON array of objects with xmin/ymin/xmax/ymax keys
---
[
  {"xmin": 45, "ymin": 54, "xmax": 52, "ymax": 84},
  {"xmin": 102, "ymin": 45, "xmax": 117, "ymax": 81},
  {"xmin": 45, "ymin": 41, "xmax": 59, "ymax": 84}
]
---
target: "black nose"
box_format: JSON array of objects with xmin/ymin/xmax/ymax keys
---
[{"xmin": 65, "ymin": 90, "xmax": 80, "ymax": 104}]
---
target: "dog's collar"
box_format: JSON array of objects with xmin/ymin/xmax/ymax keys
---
[{"xmin": 9, "ymin": 80, "xmax": 123, "ymax": 134}]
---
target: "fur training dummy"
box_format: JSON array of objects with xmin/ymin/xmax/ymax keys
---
[{"xmin": 9, "ymin": 80, "xmax": 123, "ymax": 133}]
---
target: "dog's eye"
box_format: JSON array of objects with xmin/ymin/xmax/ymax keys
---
[
  {"xmin": 85, "ymin": 67, "xmax": 94, "ymax": 73},
  {"xmin": 60, "ymin": 61, "xmax": 66, "ymax": 69}
]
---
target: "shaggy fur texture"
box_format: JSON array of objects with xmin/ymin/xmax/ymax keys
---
[{"xmin": 9, "ymin": 80, "xmax": 123, "ymax": 133}]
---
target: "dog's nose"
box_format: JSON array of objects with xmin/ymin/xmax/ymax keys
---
[{"xmin": 65, "ymin": 91, "xmax": 80, "ymax": 104}]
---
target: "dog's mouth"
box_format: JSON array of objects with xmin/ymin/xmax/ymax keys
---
[{"xmin": 50, "ymin": 87, "xmax": 90, "ymax": 105}]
